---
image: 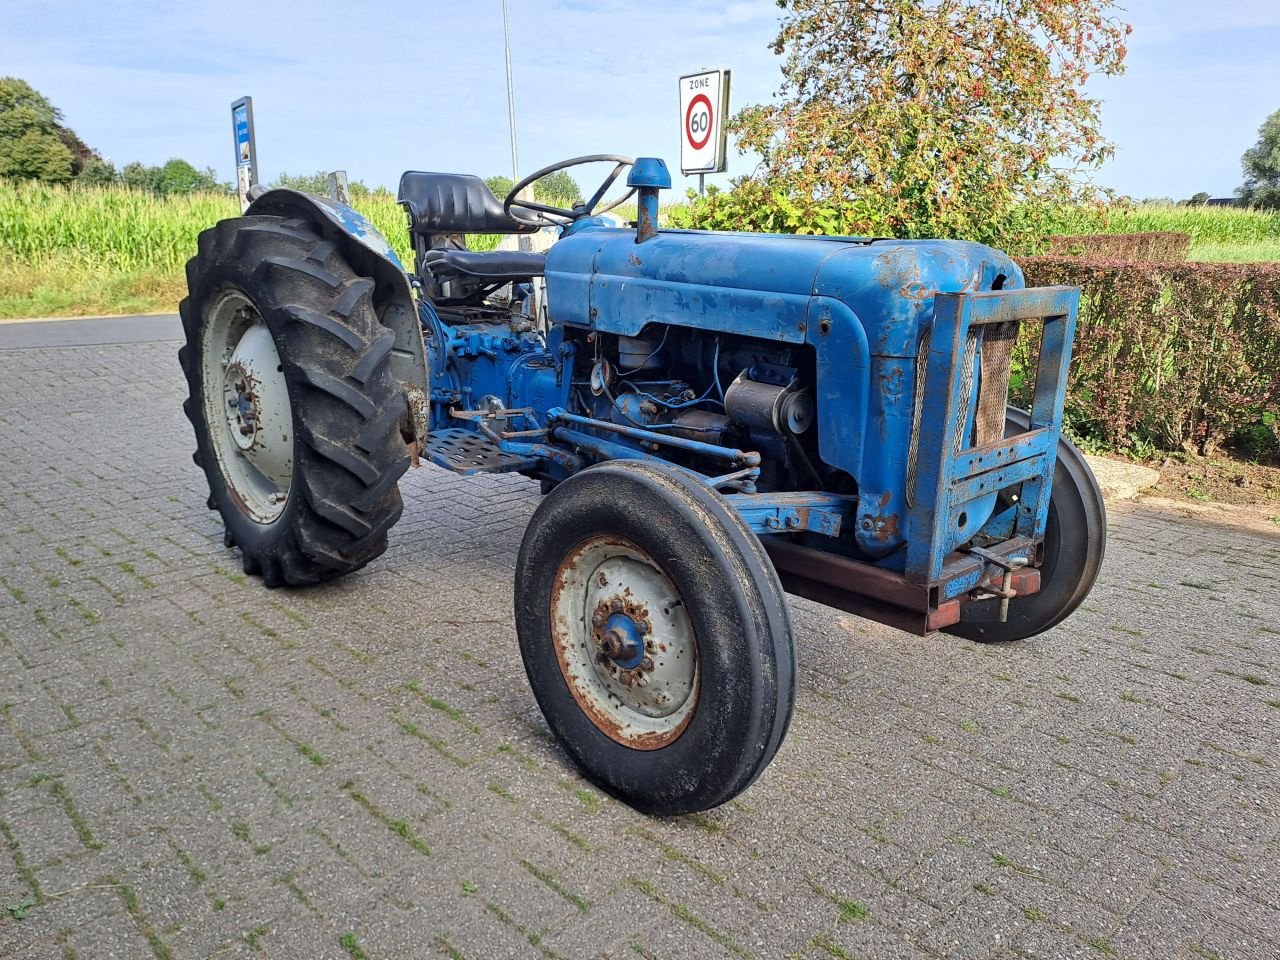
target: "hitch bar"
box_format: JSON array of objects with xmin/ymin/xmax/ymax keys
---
[{"xmin": 764, "ymin": 537, "xmax": 1041, "ymax": 635}]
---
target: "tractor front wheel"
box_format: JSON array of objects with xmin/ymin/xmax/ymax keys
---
[
  {"xmin": 178, "ymin": 215, "xmax": 410, "ymax": 587},
  {"xmin": 515, "ymin": 460, "xmax": 795, "ymax": 816}
]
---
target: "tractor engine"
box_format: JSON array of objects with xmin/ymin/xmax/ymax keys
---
[{"xmin": 574, "ymin": 326, "xmax": 819, "ymax": 493}]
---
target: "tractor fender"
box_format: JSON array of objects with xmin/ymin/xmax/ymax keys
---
[{"xmin": 244, "ymin": 189, "xmax": 428, "ymax": 398}]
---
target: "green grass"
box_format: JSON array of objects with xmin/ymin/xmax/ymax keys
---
[
  {"xmin": 1187, "ymin": 239, "xmax": 1280, "ymax": 262},
  {"xmin": 2, "ymin": 179, "xmax": 1277, "ymax": 319}
]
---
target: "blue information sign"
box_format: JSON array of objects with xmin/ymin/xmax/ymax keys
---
[{"xmin": 230, "ymin": 96, "xmax": 257, "ymax": 211}]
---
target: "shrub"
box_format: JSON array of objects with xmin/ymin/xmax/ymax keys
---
[
  {"xmin": 1045, "ymin": 232, "xmax": 1190, "ymax": 262},
  {"xmin": 1017, "ymin": 256, "xmax": 1280, "ymax": 457}
]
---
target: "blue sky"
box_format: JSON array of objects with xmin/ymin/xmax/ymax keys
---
[{"xmin": 2, "ymin": 0, "xmax": 1278, "ymax": 201}]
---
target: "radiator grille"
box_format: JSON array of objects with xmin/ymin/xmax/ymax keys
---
[{"xmin": 976, "ymin": 320, "xmax": 1019, "ymax": 446}]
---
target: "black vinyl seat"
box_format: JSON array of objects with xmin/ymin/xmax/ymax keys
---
[
  {"xmin": 397, "ymin": 171, "xmax": 539, "ymax": 235},
  {"xmin": 422, "ymin": 248, "xmax": 546, "ymax": 281}
]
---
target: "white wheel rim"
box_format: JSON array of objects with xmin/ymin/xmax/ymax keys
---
[
  {"xmin": 550, "ymin": 536, "xmax": 699, "ymax": 749},
  {"xmin": 201, "ymin": 290, "xmax": 294, "ymax": 523}
]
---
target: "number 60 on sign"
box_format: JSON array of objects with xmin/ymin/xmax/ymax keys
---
[{"xmin": 679, "ymin": 69, "xmax": 731, "ymax": 175}]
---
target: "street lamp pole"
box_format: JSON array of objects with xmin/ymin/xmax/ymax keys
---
[{"xmin": 503, "ymin": 0, "xmax": 520, "ymax": 183}]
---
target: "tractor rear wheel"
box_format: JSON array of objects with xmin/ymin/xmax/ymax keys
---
[
  {"xmin": 946, "ymin": 410, "xmax": 1106, "ymax": 642},
  {"xmin": 515, "ymin": 460, "xmax": 796, "ymax": 816},
  {"xmin": 178, "ymin": 215, "xmax": 410, "ymax": 587}
]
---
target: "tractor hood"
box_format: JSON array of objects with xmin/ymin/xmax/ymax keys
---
[{"xmin": 544, "ymin": 225, "xmax": 1023, "ymax": 357}]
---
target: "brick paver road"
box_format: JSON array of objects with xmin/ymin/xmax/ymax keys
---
[{"xmin": 0, "ymin": 317, "xmax": 1277, "ymax": 960}]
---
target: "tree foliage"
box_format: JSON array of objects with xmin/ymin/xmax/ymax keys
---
[
  {"xmin": 0, "ymin": 77, "xmax": 222, "ymax": 194},
  {"xmin": 486, "ymin": 171, "xmax": 583, "ymax": 206},
  {"xmin": 692, "ymin": 0, "xmax": 1130, "ymax": 245},
  {"xmin": 271, "ymin": 170, "xmax": 375, "ymax": 199},
  {"xmin": 0, "ymin": 77, "xmax": 75, "ymax": 182},
  {"xmin": 533, "ymin": 170, "xmax": 582, "ymax": 206},
  {"xmin": 1238, "ymin": 108, "xmax": 1280, "ymax": 210},
  {"xmin": 120, "ymin": 158, "xmax": 224, "ymax": 196},
  {"xmin": 485, "ymin": 174, "xmax": 514, "ymax": 199}
]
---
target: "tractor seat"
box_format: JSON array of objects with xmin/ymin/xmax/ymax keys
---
[
  {"xmin": 398, "ymin": 171, "xmax": 540, "ymax": 235},
  {"xmin": 422, "ymin": 248, "xmax": 546, "ymax": 282}
]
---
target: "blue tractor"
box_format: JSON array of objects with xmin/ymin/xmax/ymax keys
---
[{"xmin": 179, "ymin": 155, "xmax": 1105, "ymax": 815}]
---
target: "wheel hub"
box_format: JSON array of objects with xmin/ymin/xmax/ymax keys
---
[
  {"xmin": 201, "ymin": 292, "xmax": 294, "ymax": 523},
  {"xmin": 224, "ymin": 362, "xmax": 260, "ymax": 450},
  {"xmin": 592, "ymin": 601, "xmax": 652, "ymax": 680},
  {"xmin": 550, "ymin": 537, "xmax": 699, "ymax": 750}
]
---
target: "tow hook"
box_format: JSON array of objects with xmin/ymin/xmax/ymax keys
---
[{"xmin": 966, "ymin": 546, "xmax": 1029, "ymax": 623}]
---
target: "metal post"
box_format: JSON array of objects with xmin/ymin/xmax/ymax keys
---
[
  {"xmin": 502, "ymin": 0, "xmax": 519, "ymax": 183},
  {"xmin": 699, "ymin": 173, "xmax": 705, "ymax": 197},
  {"xmin": 326, "ymin": 170, "xmax": 349, "ymax": 205}
]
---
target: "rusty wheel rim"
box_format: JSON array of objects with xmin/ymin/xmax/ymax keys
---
[
  {"xmin": 550, "ymin": 536, "xmax": 699, "ymax": 750},
  {"xmin": 201, "ymin": 290, "xmax": 294, "ymax": 524}
]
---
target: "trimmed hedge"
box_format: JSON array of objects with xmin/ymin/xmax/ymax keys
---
[
  {"xmin": 1045, "ymin": 232, "xmax": 1191, "ymax": 261},
  {"xmin": 1018, "ymin": 256, "xmax": 1280, "ymax": 456}
]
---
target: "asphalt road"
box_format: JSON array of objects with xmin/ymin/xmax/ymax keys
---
[
  {"xmin": 0, "ymin": 313, "xmax": 181, "ymax": 350},
  {"xmin": 0, "ymin": 315, "xmax": 1277, "ymax": 960}
]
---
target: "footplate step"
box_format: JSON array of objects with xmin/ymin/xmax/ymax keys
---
[{"xmin": 425, "ymin": 428, "xmax": 535, "ymax": 475}]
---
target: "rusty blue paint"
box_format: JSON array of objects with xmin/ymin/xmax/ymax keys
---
[
  {"xmin": 904, "ymin": 287, "xmax": 1079, "ymax": 585},
  {"xmin": 546, "ymin": 226, "xmax": 1025, "ymax": 562},
  {"xmin": 723, "ymin": 492, "xmax": 853, "ymax": 538}
]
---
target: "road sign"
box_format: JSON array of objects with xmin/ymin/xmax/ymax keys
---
[
  {"xmin": 679, "ymin": 69, "xmax": 730, "ymax": 175},
  {"xmin": 231, "ymin": 96, "xmax": 257, "ymax": 212}
]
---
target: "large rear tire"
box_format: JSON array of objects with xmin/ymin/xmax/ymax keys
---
[
  {"xmin": 178, "ymin": 216, "xmax": 410, "ymax": 587},
  {"xmin": 515, "ymin": 460, "xmax": 795, "ymax": 816},
  {"xmin": 946, "ymin": 410, "xmax": 1106, "ymax": 642}
]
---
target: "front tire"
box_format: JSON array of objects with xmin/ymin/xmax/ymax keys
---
[
  {"xmin": 515, "ymin": 460, "xmax": 795, "ymax": 816},
  {"xmin": 178, "ymin": 216, "xmax": 410, "ymax": 587}
]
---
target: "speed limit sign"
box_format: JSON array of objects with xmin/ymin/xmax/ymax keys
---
[{"xmin": 679, "ymin": 69, "xmax": 730, "ymax": 175}]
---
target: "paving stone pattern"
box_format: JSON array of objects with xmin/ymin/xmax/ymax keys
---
[{"xmin": 0, "ymin": 334, "xmax": 1278, "ymax": 959}]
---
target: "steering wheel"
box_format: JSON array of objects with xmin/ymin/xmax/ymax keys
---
[{"xmin": 503, "ymin": 154, "xmax": 636, "ymax": 227}]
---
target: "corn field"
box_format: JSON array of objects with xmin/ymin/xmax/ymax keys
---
[
  {"xmin": 1041, "ymin": 202, "xmax": 1280, "ymax": 260},
  {"xmin": 0, "ymin": 179, "xmax": 425, "ymax": 270}
]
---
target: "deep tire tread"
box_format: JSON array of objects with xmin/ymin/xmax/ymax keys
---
[{"xmin": 179, "ymin": 215, "xmax": 409, "ymax": 587}]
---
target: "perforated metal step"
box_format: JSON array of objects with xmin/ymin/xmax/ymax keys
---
[{"xmin": 425, "ymin": 428, "xmax": 534, "ymax": 476}]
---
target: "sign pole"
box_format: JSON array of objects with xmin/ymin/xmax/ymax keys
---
[{"xmin": 699, "ymin": 173, "xmax": 705, "ymax": 198}]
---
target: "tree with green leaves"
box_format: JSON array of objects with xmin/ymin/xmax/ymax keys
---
[
  {"xmin": 271, "ymin": 170, "xmax": 371, "ymax": 199},
  {"xmin": 533, "ymin": 170, "xmax": 582, "ymax": 206},
  {"xmin": 487, "ymin": 171, "xmax": 582, "ymax": 206},
  {"xmin": 693, "ymin": 0, "xmax": 1130, "ymax": 246},
  {"xmin": 76, "ymin": 157, "xmax": 118, "ymax": 186},
  {"xmin": 485, "ymin": 174, "xmax": 514, "ymax": 200},
  {"xmin": 0, "ymin": 77, "xmax": 75, "ymax": 182},
  {"xmin": 121, "ymin": 161, "xmax": 164, "ymax": 194},
  {"xmin": 1238, "ymin": 108, "xmax": 1280, "ymax": 209}
]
